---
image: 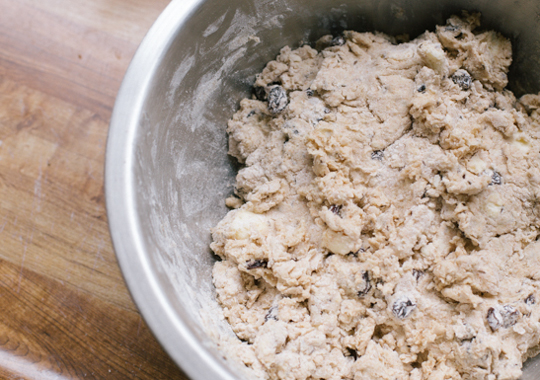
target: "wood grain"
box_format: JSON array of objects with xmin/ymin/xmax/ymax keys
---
[{"xmin": 0, "ymin": 0, "xmax": 188, "ymax": 378}]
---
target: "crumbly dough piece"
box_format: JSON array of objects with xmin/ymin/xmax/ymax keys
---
[{"xmin": 211, "ymin": 13, "xmax": 540, "ymax": 380}]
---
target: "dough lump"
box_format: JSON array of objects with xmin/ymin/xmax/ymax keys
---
[{"xmin": 211, "ymin": 13, "xmax": 540, "ymax": 380}]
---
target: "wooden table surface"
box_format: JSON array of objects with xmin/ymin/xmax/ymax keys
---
[{"xmin": 0, "ymin": 0, "xmax": 189, "ymax": 378}]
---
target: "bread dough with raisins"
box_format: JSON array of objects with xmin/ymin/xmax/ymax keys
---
[{"xmin": 210, "ymin": 13, "xmax": 540, "ymax": 380}]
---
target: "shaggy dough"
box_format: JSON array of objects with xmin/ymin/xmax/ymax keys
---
[{"xmin": 210, "ymin": 13, "xmax": 540, "ymax": 380}]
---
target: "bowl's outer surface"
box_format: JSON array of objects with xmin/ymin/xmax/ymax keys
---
[{"xmin": 106, "ymin": 0, "xmax": 540, "ymax": 379}]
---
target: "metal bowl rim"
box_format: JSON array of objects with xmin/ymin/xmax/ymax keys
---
[{"xmin": 105, "ymin": 1, "xmax": 238, "ymax": 380}]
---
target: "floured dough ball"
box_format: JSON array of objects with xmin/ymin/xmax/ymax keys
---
[{"xmin": 210, "ymin": 11, "xmax": 540, "ymax": 380}]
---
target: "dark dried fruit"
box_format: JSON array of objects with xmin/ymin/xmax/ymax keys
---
[
  {"xmin": 371, "ymin": 150, "xmax": 384, "ymax": 160},
  {"xmin": 526, "ymin": 294, "xmax": 536, "ymax": 306},
  {"xmin": 490, "ymin": 171, "xmax": 502, "ymax": 185},
  {"xmin": 358, "ymin": 271, "xmax": 372, "ymax": 297},
  {"xmin": 445, "ymin": 25, "xmax": 460, "ymax": 32},
  {"xmin": 451, "ymin": 70, "xmax": 472, "ymax": 91},
  {"xmin": 306, "ymin": 89, "xmax": 314, "ymax": 97},
  {"xmin": 417, "ymin": 84, "xmax": 426, "ymax": 93},
  {"xmin": 348, "ymin": 248, "xmax": 365, "ymax": 257},
  {"xmin": 346, "ymin": 348, "xmax": 358, "ymax": 360},
  {"xmin": 246, "ymin": 259, "xmax": 268, "ymax": 270},
  {"xmin": 253, "ymin": 85, "xmax": 267, "ymax": 101},
  {"xmin": 444, "ymin": 24, "xmax": 465, "ymax": 40},
  {"xmin": 412, "ymin": 269, "xmax": 424, "ymax": 281},
  {"xmin": 268, "ymin": 85, "xmax": 288, "ymax": 114},
  {"xmin": 265, "ymin": 305, "xmax": 278, "ymax": 321},
  {"xmin": 487, "ymin": 305, "xmax": 519, "ymax": 331},
  {"xmin": 329, "ymin": 204, "xmax": 342, "ymax": 216},
  {"xmin": 330, "ymin": 35, "xmax": 346, "ymax": 46},
  {"xmin": 392, "ymin": 296, "xmax": 416, "ymax": 319}
]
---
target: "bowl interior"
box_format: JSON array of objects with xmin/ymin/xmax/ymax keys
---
[{"xmin": 113, "ymin": 0, "xmax": 540, "ymax": 379}]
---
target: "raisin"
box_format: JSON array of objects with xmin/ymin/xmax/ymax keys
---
[
  {"xmin": 265, "ymin": 305, "xmax": 278, "ymax": 321},
  {"xmin": 346, "ymin": 348, "xmax": 358, "ymax": 360},
  {"xmin": 348, "ymin": 248, "xmax": 365, "ymax": 258},
  {"xmin": 253, "ymin": 85, "xmax": 267, "ymax": 101},
  {"xmin": 246, "ymin": 259, "xmax": 268, "ymax": 270},
  {"xmin": 329, "ymin": 204, "xmax": 342, "ymax": 216},
  {"xmin": 490, "ymin": 171, "xmax": 502, "ymax": 185},
  {"xmin": 306, "ymin": 89, "xmax": 314, "ymax": 97},
  {"xmin": 392, "ymin": 296, "xmax": 416, "ymax": 319},
  {"xmin": 358, "ymin": 271, "xmax": 372, "ymax": 297},
  {"xmin": 267, "ymin": 85, "xmax": 288, "ymax": 114},
  {"xmin": 412, "ymin": 269, "xmax": 424, "ymax": 281},
  {"xmin": 451, "ymin": 70, "xmax": 472, "ymax": 91},
  {"xmin": 526, "ymin": 294, "xmax": 536, "ymax": 306},
  {"xmin": 487, "ymin": 305, "xmax": 519, "ymax": 331},
  {"xmin": 371, "ymin": 150, "xmax": 384, "ymax": 160},
  {"xmin": 330, "ymin": 35, "xmax": 345, "ymax": 46},
  {"xmin": 417, "ymin": 84, "xmax": 426, "ymax": 93}
]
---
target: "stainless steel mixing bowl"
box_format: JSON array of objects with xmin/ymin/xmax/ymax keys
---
[{"xmin": 106, "ymin": 0, "xmax": 540, "ymax": 379}]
